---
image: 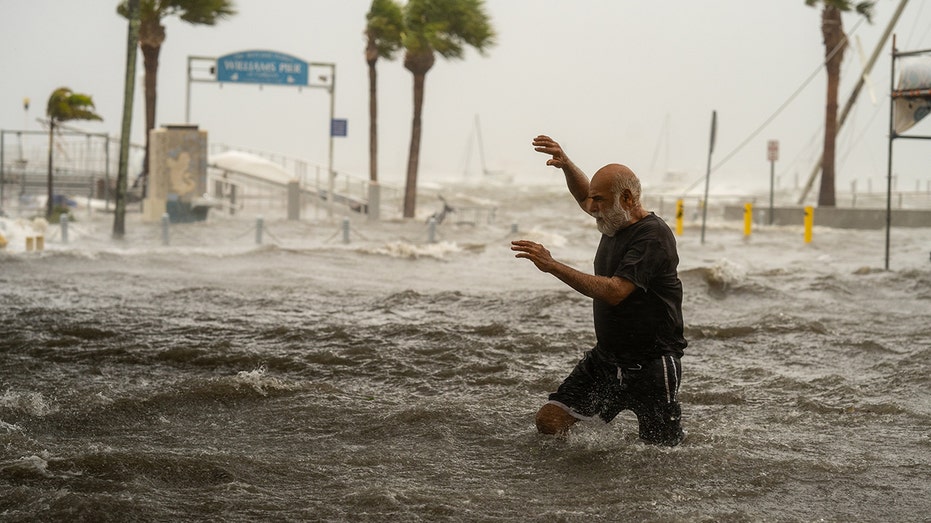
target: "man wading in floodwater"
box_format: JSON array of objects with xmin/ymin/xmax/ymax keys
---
[{"xmin": 511, "ymin": 135, "xmax": 687, "ymax": 446}]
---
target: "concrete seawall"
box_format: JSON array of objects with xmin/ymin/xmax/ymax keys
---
[{"xmin": 723, "ymin": 205, "xmax": 931, "ymax": 229}]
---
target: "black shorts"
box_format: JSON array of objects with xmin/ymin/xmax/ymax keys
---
[{"xmin": 547, "ymin": 349, "xmax": 684, "ymax": 445}]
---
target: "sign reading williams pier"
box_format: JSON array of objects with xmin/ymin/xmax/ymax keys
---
[{"xmin": 216, "ymin": 50, "xmax": 309, "ymax": 86}]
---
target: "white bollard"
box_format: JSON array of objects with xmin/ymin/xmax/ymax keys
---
[
  {"xmin": 342, "ymin": 217, "xmax": 350, "ymax": 244},
  {"xmin": 61, "ymin": 214, "xmax": 69, "ymax": 244},
  {"xmin": 287, "ymin": 181, "xmax": 301, "ymax": 221},
  {"xmin": 256, "ymin": 216, "xmax": 264, "ymax": 245},
  {"xmin": 161, "ymin": 213, "xmax": 170, "ymax": 246}
]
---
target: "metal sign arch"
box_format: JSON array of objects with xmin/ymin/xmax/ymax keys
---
[{"xmin": 184, "ymin": 51, "xmax": 340, "ymax": 217}]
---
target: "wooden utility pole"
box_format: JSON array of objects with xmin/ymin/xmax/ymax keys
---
[{"xmin": 113, "ymin": 0, "xmax": 140, "ymax": 239}]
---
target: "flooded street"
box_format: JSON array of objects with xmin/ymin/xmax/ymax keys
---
[{"xmin": 2, "ymin": 185, "xmax": 930, "ymax": 521}]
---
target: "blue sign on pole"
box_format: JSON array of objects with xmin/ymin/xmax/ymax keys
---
[
  {"xmin": 331, "ymin": 119, "xmax": 348, "ymax": 137},
  {"xmin": 216, "ymin": 50, "xmax": 309, "ymax": 86}
]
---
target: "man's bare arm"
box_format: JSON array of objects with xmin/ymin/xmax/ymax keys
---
[
  {"xmin": 510, "ymin": 240, "xmax": 636, "ymax": 305},
  {"xmin": 532, "ymin": 135, "xmax": 591, "ymax": 213}
]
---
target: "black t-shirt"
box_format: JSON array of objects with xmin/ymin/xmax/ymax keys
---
[{"xmin": 592, "ymin": 213, "xmax": 687, "ymax": 365}]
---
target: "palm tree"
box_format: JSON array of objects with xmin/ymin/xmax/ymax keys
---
[
  {"xmin": 805, "ymin": 0, "xmax": 874, "ymax": 207},
  {"xmin": 401, "ymin": 0, "xmax": 495, "ymax": 218},
  {"xmin": 366, "ymin": 0, "xmax": 404, "ymax": 184},
  {"xmin": 45, "ymin": 87, "xmax": 102, "ymax": 220},
  {"xmin": 117, "ymin": 0, "xmax": 235, "ymax": 195}
]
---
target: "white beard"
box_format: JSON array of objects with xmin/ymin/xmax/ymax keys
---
[{"xmin": 593, "ymin": 201, "xmax": 632, "ymax": 236}]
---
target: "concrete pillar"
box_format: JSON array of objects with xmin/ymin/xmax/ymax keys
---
[
  {"xmin": 287, "ymin": 180, "xmax": 301, "ymax": 221},
  {"xmin": 143, "ymin": 125, "xmax": 208, "ymax": 223},
  {"xmin": 61, "ymin": 214, "xmax": 69, "ymax": 243},
  {"xmin": 161, "ymin": 213, "xmax": 170, "ymax": 245}
]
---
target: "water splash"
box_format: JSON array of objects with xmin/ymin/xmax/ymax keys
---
[
  {"xmin": 365, "ymin": 240, "xmax": 462, "ymax": 259},
  {"xmin": 0, "ymin": 389, "xmax": 57, "ymax": 417}
]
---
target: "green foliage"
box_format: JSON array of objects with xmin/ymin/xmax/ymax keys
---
[
  {"xmin": 367, "ymin": 0, "xmax": 404, "ymax": 60},
  {"xmin": 46, "ymin": 206, "xmax": 74, "ymax": 225},
  {"xmin": 804, "ymin": 0, "xmax": 875, "ymax": 22},
  {"xmin": 117, "ymin": 0, "xmax": 236, "ymax": 25},
  {"xmin": 403, "ymin": 0, "xmax": 496, "ymax": 59},
  {"xmin": 46, "ymin": 87, "xmax": 102, "ymax": 124}
]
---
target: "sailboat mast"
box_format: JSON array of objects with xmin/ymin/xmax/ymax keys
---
[{"xmin": 475, "ymin": 114, "xmax": 488, "ymax": 175}]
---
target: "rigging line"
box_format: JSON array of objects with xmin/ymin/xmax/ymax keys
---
[
  {"xmin": 649, "ymin": 113, "xmax": 670, "ymax": 173},
  {"xmin": 903, "ymin": 0, "xmax": 925, "ymax": 48},
  {"xmin": 838, "ymin": 93, "xmax": 883, "ymax": 171},
  {"xmin": 779, "ymin": 125, "xmax": 822, "ymax": 180},
  {"xmin": 680, "ymin": 16, "xmax": 866, "ymax": 195}
]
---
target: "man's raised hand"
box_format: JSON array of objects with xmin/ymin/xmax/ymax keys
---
[{"xmin": 532, "ymin": 135, "xmax": 568, "ymax": 169}]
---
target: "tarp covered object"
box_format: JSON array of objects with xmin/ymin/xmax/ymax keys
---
[
  {"xmin": 208, "ymin": 151, "xmax": 297, "ymax": 186},
  {"xmin": 894, "ymin": 55, "xmax": 931, "ymax": 134}
]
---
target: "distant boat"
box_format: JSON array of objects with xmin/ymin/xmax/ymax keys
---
[
  {"xmin": 647, "ymin": 114, "xmax": 692, "ymax": 193},
  {"xmin": 464, "ymin": 114, "xmax": 513, "ymax": 183}
]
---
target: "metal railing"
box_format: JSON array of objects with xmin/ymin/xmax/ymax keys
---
[{"xmin": 207, "ymin": 143, "xmax": 411, "ymax": 219}]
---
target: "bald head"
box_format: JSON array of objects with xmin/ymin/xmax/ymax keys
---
[
  {"xmin": 587, "ymin": 164, "xmax": 646, "ymax": 233},
  {"xmin": 591, "ymin": 164, "xmax": 642, "ymax": 206}
]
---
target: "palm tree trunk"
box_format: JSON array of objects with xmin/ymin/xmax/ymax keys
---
[
  {"xmin": 46, "ymin": 121, "xmax": 55, "ymax": 219},
  {"xmin": 141, "ymin": 43, "xmax": 160, "ymax": 196},
  {"xmin": 140, "ymin": 30, "xmax": 162, "ymax": 198},
  {"xmin": 404, "ymin": 71, "xmax": 426, "ymax": 218},
  {"xmin": 818, "ymin": 6, "xmax": 845, "ymax": 207}
]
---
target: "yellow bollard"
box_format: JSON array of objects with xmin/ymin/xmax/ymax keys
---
[
  {"xmin": 675, "ymin": 199, "xmax": 684, "ymax": 236},
  {"xmin": 804, "ymin": 206, "xmax": 814, "ymax": 243},
  {"xmin": 36, "ymin": 236, "xmax": 45, "ymax": 251},
  {"xmin": 26, "ymin": 237, "xmax": 34, "ymax": 252},
  {"xmin": 0, "ymin": 232, "xmax": 7, "ymax": 250},
  {"xmin": 743, "ymin": 203, "xmax": 753, "ymax": 238}
]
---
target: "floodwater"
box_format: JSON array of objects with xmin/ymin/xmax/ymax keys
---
[{"xmin": 1, "ymin": 182, "xmax": 930, "ymax": 522}]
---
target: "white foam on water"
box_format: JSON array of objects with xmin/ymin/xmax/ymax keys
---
[
  {"xmin": 0, "ymin": 419, "xmax": 23, "ymax": 433},
  {"xmin": 706, "ymin": 258, "xmax": 748, "ymax": 290},
  {"xmin": 232, "ymin": 366, "xmax": 299, "ymax": 396},
  {"xmin": 365, "ymin": 240, "xmax": 462, "ymax": 260},
  {"xmin": 0, "ymin": 389, "xmax": 58, "ymax": 417},
  {"xmin": 1, "ymin": 455, "xmax": 52, "ymax": 478}
]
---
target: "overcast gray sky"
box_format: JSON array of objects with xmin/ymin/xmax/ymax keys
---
[{"xmin": 2, "ymin": 0, "xmax": 929, "ymax": 196}]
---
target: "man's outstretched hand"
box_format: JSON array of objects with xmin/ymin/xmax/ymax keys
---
[
  {"xmin": 511, "ymin": 239, "xmax": 555, "ymax": 273},
  {"xmin": 532, "ymin": 135, "xmax": 569, "ymax": 169}
]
